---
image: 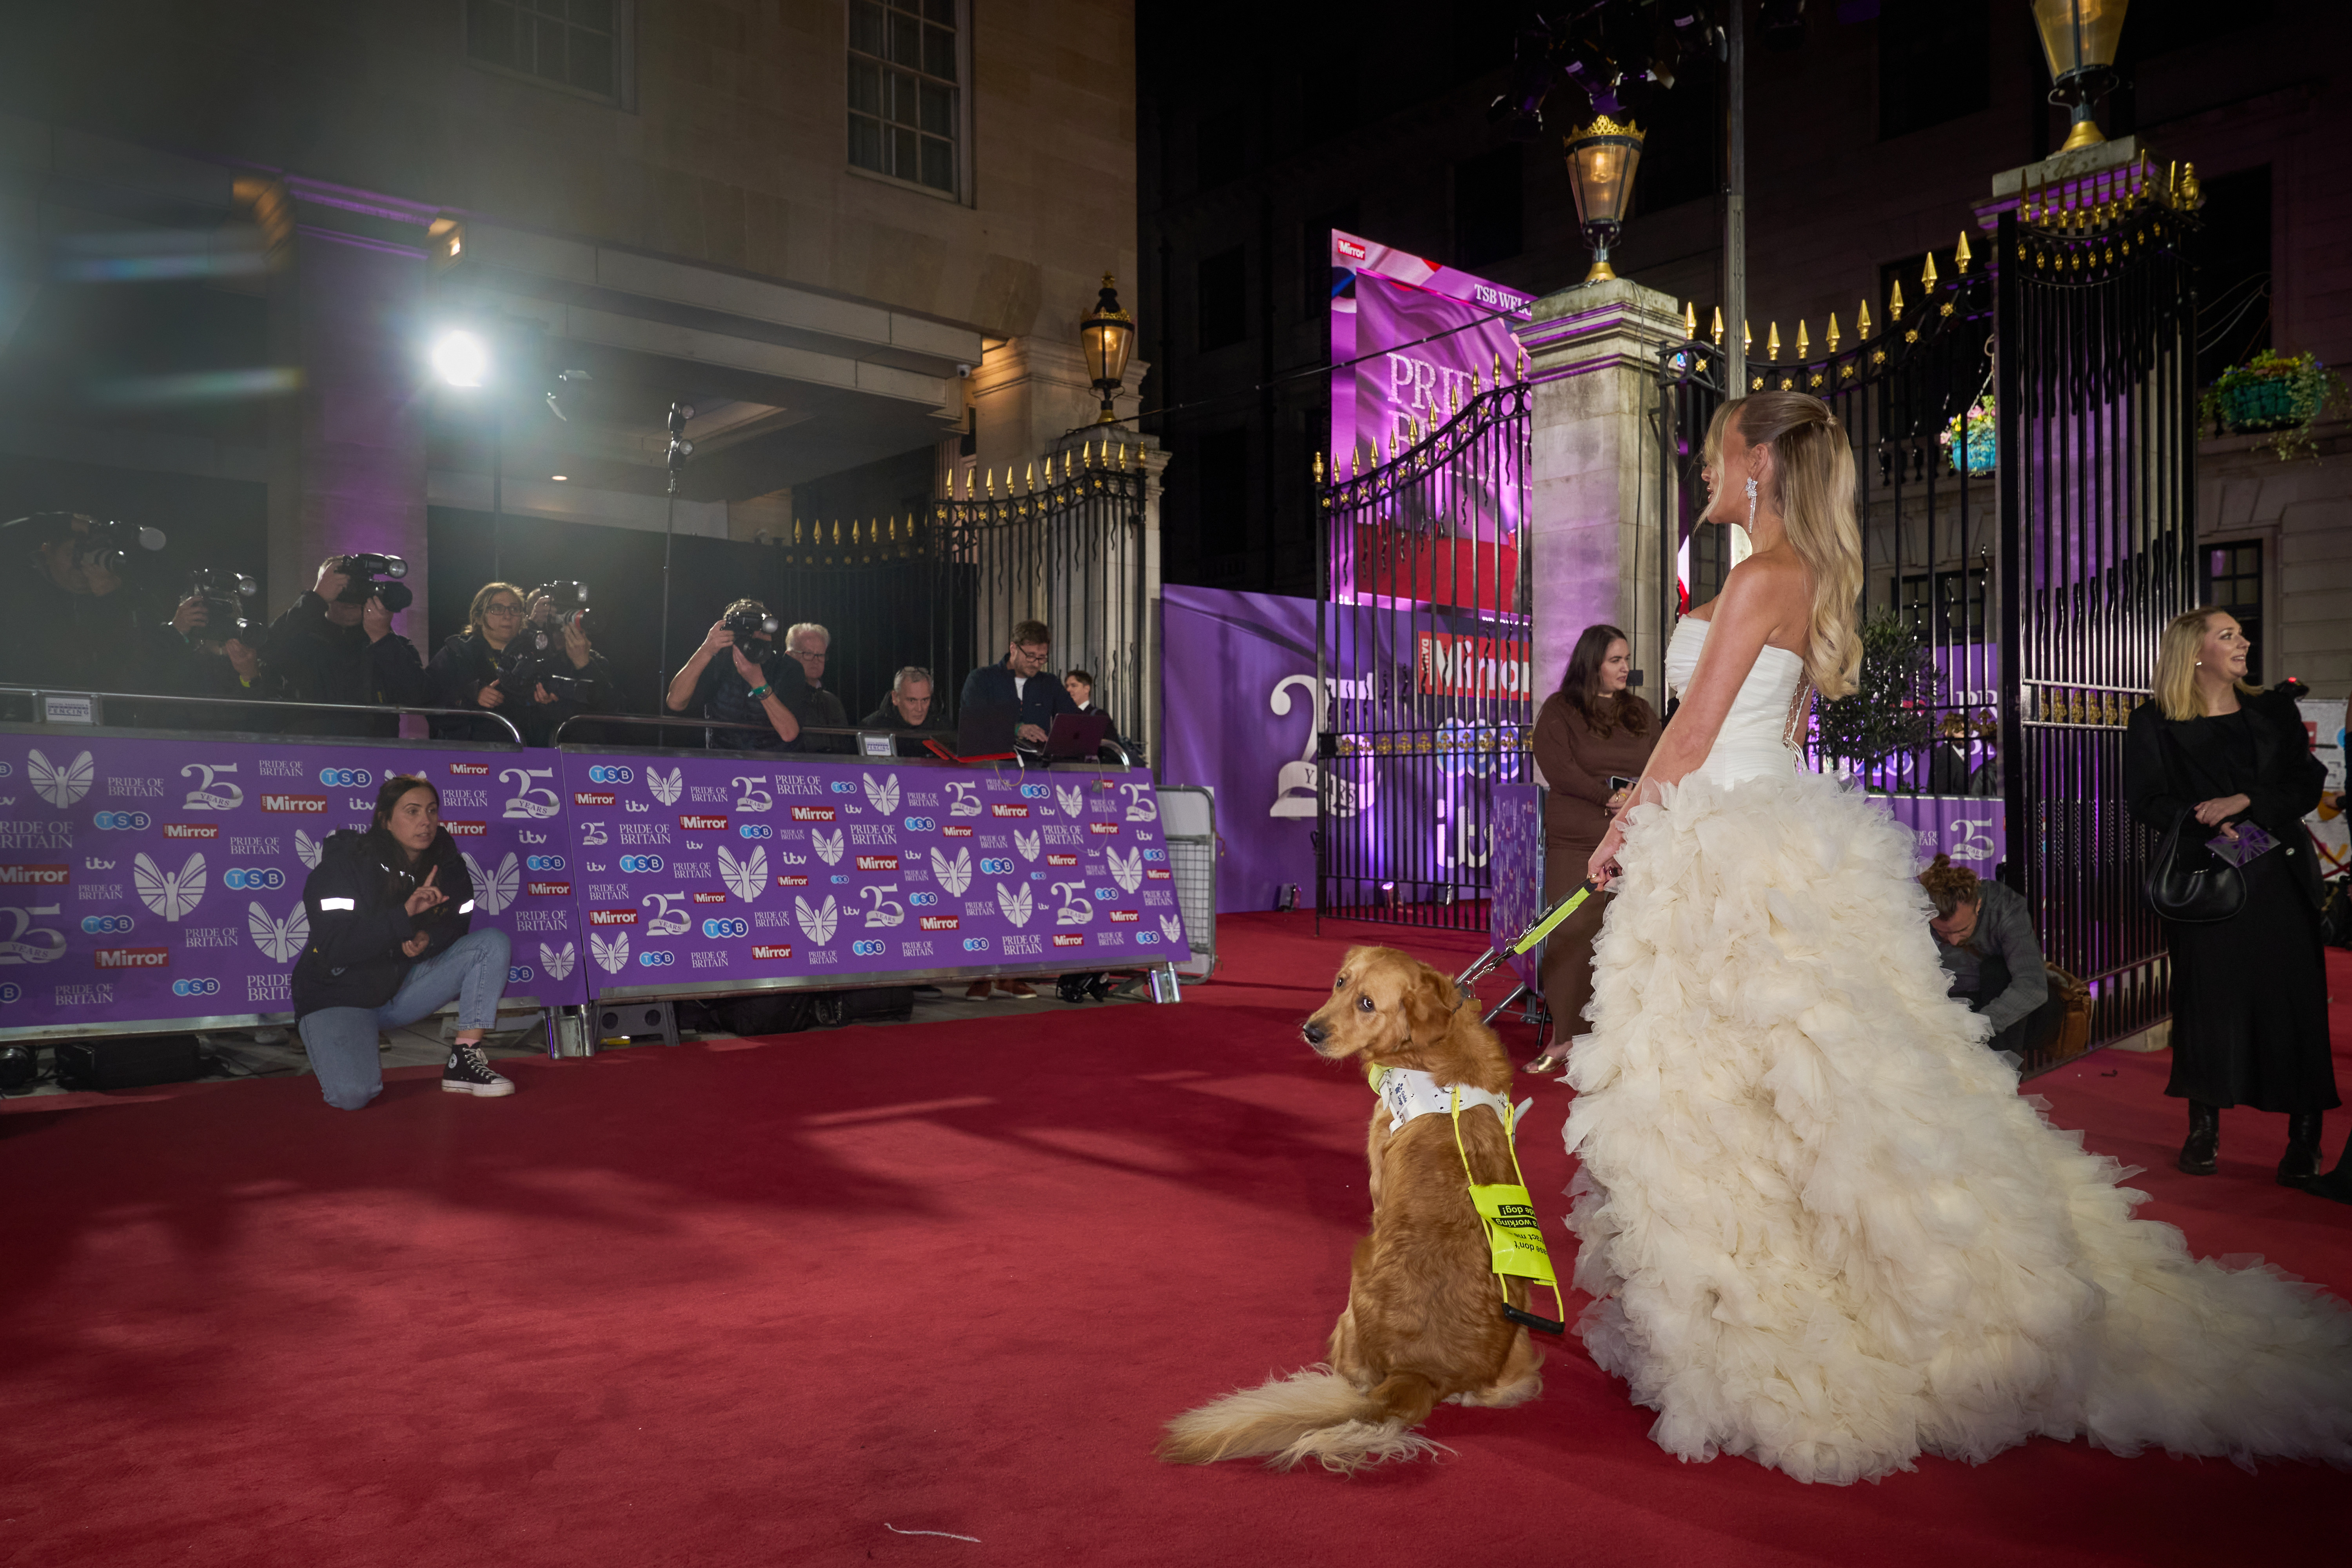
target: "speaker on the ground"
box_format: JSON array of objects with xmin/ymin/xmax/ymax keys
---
[
  {"xmin": 53, "ymin": 1036, "xmax": 204, "ymax": 1091},
  {"xmin": 0, "ymin": 1044, "xmax": 39, "ymax": 1093}
]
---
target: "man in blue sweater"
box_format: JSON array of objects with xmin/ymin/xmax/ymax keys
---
[{"xmin": 959, "ymin": 618, "xmax": 1079, "ymax": 747}]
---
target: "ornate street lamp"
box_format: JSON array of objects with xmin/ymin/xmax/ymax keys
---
[
  {"xmin": 2032, "ymin": 0, "xmax": 2131, "ymax": 153},
  {"xmin": 1078, "ymin": 274, "xmax": 1135, "ymax": 425},
  {"xmin": 1563, "ymin": 117, "xmax": 1646, "ymax": 283}
]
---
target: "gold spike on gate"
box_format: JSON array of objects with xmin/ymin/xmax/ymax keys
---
[
  {"xmin": 1386, "ymin": 430, "xmax": 1396, "ymax": 463},
  {"xmin": 1515, "ymin": 347, "xmax": 1528, "ymax": 381},
  {"xmin": 1858, "ymin": 299, "xmax": 1873, "ymax": 339},
  {"xmin": 1024, "ymin": 462, "xmax": 1034, "ymax": 492},
  {"xmin": 1955, "ymin": 230, "xmax": 1973, "ymax": 273},
  {"xmin": 1921, "ymin": 252, "xmax": 1938, "ymax": 288},
  {"xmin": 1313, "ymin": 451, "xmax": 1325, "ymax": 483},
  {"xmin": 1826, "ymin": 312, "xmax": 1841, "ymax": 354},
  {"xmin": 1742, "ymin": 319, "xmax": 1752, "ymax": 353},
  {"xmin": 1493, "ymin": 349, "xmax": 1504, "ymax": 384},
  {"xmin": 1766, "ymin": 321, "xmax": 1781, "ymax": 359},
  {"xmin": 793, "ymin": 517, "xmax": 803, "ymax": 545},
  {"xmin": 1889, "ymin": 279, "xmax": 1906, "ymax": 318},
  {"xmin": 1710, "ymin": 305, "xmax": 1725, "ymax": 346},
  {"xmin": 831, "ymin": 519, "xmax": 841, "ymax": 546},
  {"xmin": 1682, "ymin": 300, "xmax": 1698, "ymax": 339},
  {"xmin": 1795, "ymin": 320, "xmax": 1809, "ymax": 359}
]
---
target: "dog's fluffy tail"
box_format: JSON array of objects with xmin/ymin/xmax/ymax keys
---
[{"xmin": 1156, "ymin": 1366, "xmax": 1448, "ymax": 1474}]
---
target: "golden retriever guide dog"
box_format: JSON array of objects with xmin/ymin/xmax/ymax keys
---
[{"xmin": 1158, "ymin": 945, "xmax": 1543, "ymax": 1473}]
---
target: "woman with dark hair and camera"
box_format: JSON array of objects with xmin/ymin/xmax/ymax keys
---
[
  {"xmin": 427, "ymin": 581, "xmax": 617, "ymax": 745},
  {"xmin": 1525, "ymin": 622, "xmax": 1658, "ymax": 1075},
  {"xmin": 2124, "ymin": 605, "xmax": 2335, "ymax": 1188},
  {"xmin": 292, "ymin": 774, "xmax": 515, "ymax": 1110}
]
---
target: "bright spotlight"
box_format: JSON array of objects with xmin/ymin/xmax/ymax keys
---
[{"xmin": 430, "ymin": 330, "xmax": 488, "ymax": 388}]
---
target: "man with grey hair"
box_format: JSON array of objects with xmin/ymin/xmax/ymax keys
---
[
  {"xmin": 861, "ymin": 665, "xmax": 934, "ymax": 733},
  {"xmin": 782, "ymin": 621, "xmax": 851, "ymax": 753}
]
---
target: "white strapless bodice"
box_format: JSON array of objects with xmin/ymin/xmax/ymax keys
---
[{"xmin": 1663, "ymin": 618, "xmax": 1807, "ymax": 785}]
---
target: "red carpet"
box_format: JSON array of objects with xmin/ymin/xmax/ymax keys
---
[{"xmin": 3, "ymin": 919, "xmax": 2348, "ymax": 1567}]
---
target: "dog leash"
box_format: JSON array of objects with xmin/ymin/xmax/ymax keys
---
[
  {"xmin": 1446, "ymin": 1083, "xmax": 1567, "ymax": 1336},
  {"xmin": 1454, "ymin": 879, "xmax": 1597, "ymax": 998}
]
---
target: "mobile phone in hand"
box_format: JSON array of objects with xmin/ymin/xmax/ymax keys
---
[{"xmin": 1608, "ymin": 776, "xmax": 1633, "ymax": 792}]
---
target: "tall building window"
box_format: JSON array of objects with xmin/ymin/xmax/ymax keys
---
[
  {"xmin": 848, "ymin": 0, "xmax": 962, "ymax": 196},
  {"xmin": 2204, "ymin": 540, "xmax": 2264, "ymax": 684},
  {"xmin": 466, "ymin": 0, "xmax": 628, "ymax": 103}
]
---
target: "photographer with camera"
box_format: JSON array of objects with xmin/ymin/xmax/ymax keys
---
[
  {"xmin": 171, "ymin": 567, "xmax": 287, "ymax": 730},
  {"xmin": 264, "ymin": 554, "xmax": 426, "ymax": 735},
  {"xmin": 665, "ymin": 597, "xmax": 802, "ymax": 750},
  {"xmin": 427, "ymin": 580, "xmax": 617, "ymax": 746},
  {"xmin": 0, "ymin": 510, "xmax": 189, "ymax": 701}
]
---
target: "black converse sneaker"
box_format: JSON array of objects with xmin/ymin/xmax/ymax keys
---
[{"xmin": 441, "ymin": 1042, "xmax": 515, "ymax": 1097}]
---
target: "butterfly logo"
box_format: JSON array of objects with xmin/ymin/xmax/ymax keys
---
[
  {"xmin": 1056, "ymin": 784, "xmax": 1084, "ymax": 819},
  {"xmin": 463, "ymin": 851, "xmax": 520, "ymax": 915},
  {"xmin": 133, "ymin": 851, "xmax": 208, "ymax": 919},
  {"xmin": 930, "ymin": 846, "xmax": 972, "ymax": 896},
  {"xmin": 294, "ymin": 829, "xmax": 325, "ymax": 869},
  {"xmin": 794, "ymin": 894, "xmax": 839, "ymax": 946},
  {"xmin": 718, "ymin": 844, "xmax": 767, "ymax": 902},
  {"xmin": 1159, "ymin": 914, "xmax": 1185, "ymax": 946},
  {"xmin": 862, "ymin": 772, "xmax": 901, "ymax": 815},
  {"xmin": 813, "ymin": 828, "xmax": 844, "ymax": 866},
  {"xmin": 647, "ymin": 766, "xmax": 684, "ymax": 807},
  {"xmin": 996, "ymin": 883, "xmax": 1034, "ymax": 928},
  {"xmin": 540, "ymin": 940, "xmax": 577, "ymax": 981},
  {"xmin": 28, "ymin": 749, "xmax": 94, "ymax": 808},
  {"xmin": 247, "ymin": 898, "xmax": 310, "ymax": 964},
  {"xmin": 1014, "ymin": 830, "xmax": 1040, "ymax": 862},
  {"xmin": 590, "ymin": 929, "xmax": 631, "ymax": 974},
  {"xmin": 1107, "ymin": 846, "xmax": 1142, "ymax": 893}
]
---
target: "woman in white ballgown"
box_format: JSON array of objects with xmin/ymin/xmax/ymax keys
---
[{"xmin": 1562, "ymin": 391, "xmax": 2352, "ymax": 1486}]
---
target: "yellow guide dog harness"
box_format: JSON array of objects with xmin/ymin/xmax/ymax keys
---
[{"xmin": 1365, "ymin": 1063, "xmax": 1568, "ymax": 1336}]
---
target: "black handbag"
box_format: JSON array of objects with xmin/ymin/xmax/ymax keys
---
[{"xmin": 2145, "ymin": 809, "xmax": 2245, "ymax": 924}]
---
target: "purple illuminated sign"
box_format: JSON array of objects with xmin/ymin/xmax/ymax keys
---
[{"xmin": 1328, "ymin": 229, "xmax": 1531, "ymax": 475}]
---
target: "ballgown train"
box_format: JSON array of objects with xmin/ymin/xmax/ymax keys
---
[{"xmin": 1561, "ymin": 617, "xmax": 2352, "ymax": 1485}]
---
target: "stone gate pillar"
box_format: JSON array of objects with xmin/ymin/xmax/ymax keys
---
[{"xmin": 1513, "ymin": 278, "xmax": 1684, "ymax": 700}]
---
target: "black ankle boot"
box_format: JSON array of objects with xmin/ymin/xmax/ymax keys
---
[
  {"xmin": 2302, "ymin": 1134, "xmax": 2352, "ymax": 1204},
  {"xmin": 2279, "ymin": 1112, "xmax": 2325, "ymax": 1186},
  {"xmin": 2178, "ymin": 1101, "xmax": 2220, "ymax": 1176}
]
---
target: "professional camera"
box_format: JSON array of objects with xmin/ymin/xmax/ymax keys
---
[
  {"xmin": 526, "ymin": 580, "xmax": 591, "ymax": 637},
  {"xmin": 185, "ymin": 568, "xmax": 265, "ymax": 647},
  {"xmin": 334, "ymin": 552, "xmax": 413, "ymax": 615},
  {"xmin": 722, "ymin": 604, "xmax": 779, "ymax": 652},
  {"xmin": 2, "ymin": 511, "xmax": 167, "ymax": 569}
]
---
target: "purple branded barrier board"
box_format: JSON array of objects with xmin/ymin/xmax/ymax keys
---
[
  {"xmin": 552, "ymin": 753, "xmax": 1190, "ymax": 995},
  {"xmin": 1873, "ymin": 794, "xmax": 2006, "ymax": 870},
  {"xmin": 1487, "ymin": 784, "xmax": 1546, "ymax": 989},
  {"xmin": 0, "ymin": 735, "xmax": 587, "ymax": 1034}
]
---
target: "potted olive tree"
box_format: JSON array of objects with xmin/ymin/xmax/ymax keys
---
[{"xmin": 1816, "ymin": 611, "xmax": 1936, "ymax": 794}]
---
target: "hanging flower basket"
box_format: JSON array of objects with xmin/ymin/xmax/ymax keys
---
[
  {"xmin": 2200, "ymin": 349, "xmax": 2350, "ymax": 462},
  {"xmin": 1940, "ymin": 396, "xmax": 1996, "ymax": 475}
]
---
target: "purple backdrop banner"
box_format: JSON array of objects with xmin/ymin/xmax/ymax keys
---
[
  {"xmin": 554, "ymin": 753, "xmax": 1188, "ymax": 992},
  {"xmin": 0, "ymin": 735, "xmax": 587, "ymax": 1032},
  {"xmin": 1328, "ymin": 229, "xmax": 1532, "ymax": 472}
]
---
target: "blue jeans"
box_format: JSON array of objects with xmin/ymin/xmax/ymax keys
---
[{"xmin": 297, "ymin": 928, "xmax": 512, "ymax": 1111}]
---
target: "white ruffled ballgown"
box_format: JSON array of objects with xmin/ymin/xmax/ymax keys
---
[{"xmin": 1561, "ymin": 617, "xmax": 2352, "ymax": 1485}]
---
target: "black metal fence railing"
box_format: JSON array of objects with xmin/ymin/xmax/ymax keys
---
[
  {"xmin": 1994, "ymin": 166, "xmax": 2201, "ymax": 1053},
  {"xmin": 1314, "ymin": 372, "xmax": 1535, "ymax": 930}
]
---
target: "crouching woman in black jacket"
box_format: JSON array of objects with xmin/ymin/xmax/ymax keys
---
[{"xmin": 292, "ymin": 774, "xmax": 515, "ymax": 1109}]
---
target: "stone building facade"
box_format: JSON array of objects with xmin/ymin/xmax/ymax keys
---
[{"xmin": 0, "ymin": 0, "xmax": 1141, "ymax": 638}]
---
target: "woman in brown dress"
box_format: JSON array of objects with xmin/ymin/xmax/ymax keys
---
[{"xmin": 1526, "ymin": 623, "xmax": 1658, "ymax": 1074}]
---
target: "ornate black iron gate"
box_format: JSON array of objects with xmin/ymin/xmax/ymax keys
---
[
  {"xmin": 1994, "ymin": 162, "xmax": 2201, "ymax": 1050},
  {"xmin": 1314, "ymin": 372, "xmax": 1535, "ymax": 929},
  {"xmin": 754, "ymin": 441, "xmax": 1150, "ymax": 745}
]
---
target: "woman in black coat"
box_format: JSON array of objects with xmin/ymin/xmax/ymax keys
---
[
  {"xmin": 427, "ymin": 581, "xmax": 619, "ymax": 746},
  {"xmin": 2123, "ymin": 605, "xmax": 2334, "ymax": 1188}
]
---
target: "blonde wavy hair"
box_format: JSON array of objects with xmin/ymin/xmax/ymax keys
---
[
  {"xmin": 1721, "ymin": 392, "xmax": 1863, "ymax": 699},
  {"xmin": 2152, "ymin": 606, "xmax": 2262, "ymax": 720}
]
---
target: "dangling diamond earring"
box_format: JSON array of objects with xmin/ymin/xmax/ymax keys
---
[{"xmin": 1745, "ymin": 476, "xmax": 1759, "ymax": 530}]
